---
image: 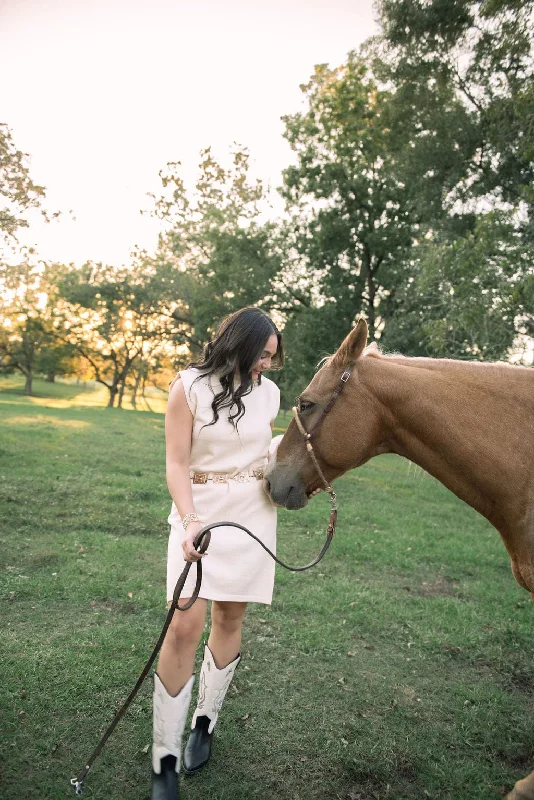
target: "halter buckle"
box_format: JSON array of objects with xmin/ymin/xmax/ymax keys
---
[{"xmin": 340, "ymin": 370, "xmax": 351, "ymax": 383}]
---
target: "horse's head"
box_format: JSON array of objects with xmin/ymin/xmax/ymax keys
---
[{"xmin": 265, "ymin": 318, "xmax": 386, "ymax": 510}]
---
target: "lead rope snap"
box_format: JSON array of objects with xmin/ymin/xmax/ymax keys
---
[{"xmin": 70, "ymin": 776, "xmax": 84, "ymax": 795}]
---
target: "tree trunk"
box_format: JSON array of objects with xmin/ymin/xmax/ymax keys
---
[
  {"xmin": 131, "ymin": 370, "xmax": 143, "ymax": 410},
  {"xmin": 367, "ymin": 269, "xmax": 376, "ymax": 341},
  {"xmin": 108, "ymin": 386, "xmax": 118, "ymax": 407},
  {"xmin": 46, "ymin": 371, "xmax": 56, "ymax": 383},
  {"xmin": 24, "ymin": 375, "xmax": 33, "ymax": 396},
  {"xmin": 115, "ymin": 356, "xmax": 137, "ymax": 409}
]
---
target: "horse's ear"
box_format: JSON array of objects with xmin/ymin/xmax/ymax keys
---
[{"xmin": 331, "ymin": 318, "xmax": 369, "ymax": 367}]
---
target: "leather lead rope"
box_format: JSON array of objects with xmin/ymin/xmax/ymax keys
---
[{"xmin": 70, "ymin": 512, "xmax": 336, "ymax": 795}]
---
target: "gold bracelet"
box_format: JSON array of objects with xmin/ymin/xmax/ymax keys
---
[{"xmin": 182, "ymin": 512, "xmax": 200, "ymax": 530}]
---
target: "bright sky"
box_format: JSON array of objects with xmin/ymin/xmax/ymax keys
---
[{"xmin": 1, "ymin": 0, "xmax": 378, "ymax": 267}]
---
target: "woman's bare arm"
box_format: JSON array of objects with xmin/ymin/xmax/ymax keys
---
[{"xmin": 165, "ymin": 377, "xmax": 205, "ymax": 562}]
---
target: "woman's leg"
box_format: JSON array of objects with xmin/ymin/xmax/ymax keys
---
[
  {"xmin": 183, "ymin": 601, "xmax": 247, "ymax": 773},
  {"xmin": 151, "ymin": 599, "xmax": 208, "ymax": 799},
  {"xmin": 157, "ymin": 598, "xmax": 208, "ymax": 695},
  {"xmin": 208, "ymin": 600, "xmax": 247, "ymax": 667}
]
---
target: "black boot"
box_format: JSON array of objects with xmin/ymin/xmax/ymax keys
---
[
  {"xmin": 151, "ymin": 755, "xmax": 180, "ymax": 799},
  {"xmin": 182, "ymin": 645, "xmax": 241, "ymax": 774},
  {"xmin": 183, "ymin": 716, "xmax": 212, "ymax": 773}
]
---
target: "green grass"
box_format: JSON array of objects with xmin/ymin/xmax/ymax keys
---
[{"xmin": 1, "ymin": 376, "xmax": 533, "ymax": 800}]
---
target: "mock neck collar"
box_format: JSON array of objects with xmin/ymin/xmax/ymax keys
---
[{"xmin": 233, "ymin": 374, "xmax": 260, "ymax": 388}]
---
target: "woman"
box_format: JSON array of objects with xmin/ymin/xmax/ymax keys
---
[{"xmin": 151, "ymin": 306, "xmax": 284, "ymax": 800}]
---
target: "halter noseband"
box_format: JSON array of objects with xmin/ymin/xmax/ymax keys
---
[{"xmin": 291, "ymin": 363, "xmax": 354, "ymax": 526}]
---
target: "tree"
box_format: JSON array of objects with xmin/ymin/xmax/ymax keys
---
[
  {"xmin": 375, "ymin": 0, "xmax": 534, "ymax": 227},
  {"xmin": 149, "ymin": 146, "xmax": 282, "ymax": 346},
  {"xmin": 276, "ymin": 302, "xmax": 349, "ymax": 407},
  {"xmin": 0, "ymin": 313, "xmax": 46, "ymax": 395},
  {"xmin": 0, "ymin": 124, "xmax": 49, "ymax": 255},
  {"xmin": 280, "ymin": 53, "xmax": 442, "ymax": 367},
  {"xmin": 381, "ymin": 212, "xmax": 533, "ymax": 360},
  {"xmin": 55, "ymin": 258, "xmax": 191, "ymax": 407},
  {"xmin": 371, "ymin": 1, "xmax": 534, "ymax": 359},
  {"xmin": 0, "ymin": 257, "xmax": 76, "ymax": 394}
]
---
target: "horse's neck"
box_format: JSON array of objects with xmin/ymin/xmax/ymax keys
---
[{"xmin": 360, "ymin": 355, "xmax": 534, "ymax": 531}]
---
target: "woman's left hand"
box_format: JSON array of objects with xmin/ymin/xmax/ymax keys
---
[{"xmin": 307, "ymin": 488, "xmax": 322, "ymax": 498}]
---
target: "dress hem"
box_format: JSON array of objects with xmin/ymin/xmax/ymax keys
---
[{"xmin": 166, "ymin": 593, "xmax": 273, "ymax": 606}]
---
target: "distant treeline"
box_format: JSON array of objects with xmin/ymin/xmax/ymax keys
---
[{"xmin": 2, "ymin": 0, "xmax": 533, "ymax": 407}]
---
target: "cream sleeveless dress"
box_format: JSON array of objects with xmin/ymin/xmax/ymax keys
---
[{"xmin": 166, "ymin": 367, "xmax": 281, "ymax": 605}]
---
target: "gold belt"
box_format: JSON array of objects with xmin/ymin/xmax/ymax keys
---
[{"xmin": 190, "ymin": 468, "xmax": 265, "ymax": 485}]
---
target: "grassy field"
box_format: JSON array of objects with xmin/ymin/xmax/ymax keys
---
[{"xmin": 1, "ymin": 376, "xmax": 533, "ymax": 800}]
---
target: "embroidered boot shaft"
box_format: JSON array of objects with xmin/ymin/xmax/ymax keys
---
[
  {"xmin": 152, "ymin": 673, "xmax": 194, "ymax": 774},
  {"xmin": 183, "ymin": 644, "xmax": 240, "ymax": 774},
  {"xmin": 191, "ymin": 644, "xmax": 241, "ymax": 734}
]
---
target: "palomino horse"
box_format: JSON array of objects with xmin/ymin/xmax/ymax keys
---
[{"xmin": 265, "ymin": 319, "xmax": 534, "ymax": 800}]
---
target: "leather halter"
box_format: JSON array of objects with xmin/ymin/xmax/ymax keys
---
[{"xmin": 291, "ymin": 363, "xmax": 354, "ymax": 526}]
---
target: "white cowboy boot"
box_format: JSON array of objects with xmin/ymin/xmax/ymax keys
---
[
  {"xmin": 183, "ymin": 644, "xmax": 240, "ymax": 773},
  {"xmin": 151, "ymin": 673, "xmax": 194, "ymax": 800}
]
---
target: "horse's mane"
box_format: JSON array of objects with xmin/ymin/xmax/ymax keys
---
[
  {"xmin": 315, "ymin": 342, "xmax": 384, "ymax": 371},
  {"xmin": 315, "ymin": 355, "xmax": 332, "ymax": 371},
  {"xmin": 363, "ymin": 342, "xmax": 383, "ymax": 358},
  {"xmin": 317, "ymin": 342, "xmax": 530, "ymax": 379}
]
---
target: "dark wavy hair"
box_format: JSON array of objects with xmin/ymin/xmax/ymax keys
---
[{"xmin": 188, "ymin": 307, "xmax": 284, "ymax": 428}]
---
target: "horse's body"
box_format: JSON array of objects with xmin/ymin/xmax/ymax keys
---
[{"xmin": 265, "ymin": 320, "xmax": 534, "ymax": 800}]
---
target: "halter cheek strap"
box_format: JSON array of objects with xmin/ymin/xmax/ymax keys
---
[
  {"xmin": 291, "ymin": 406, "xmax": 335, "ymax": 496},
  {"xmin": 291, "ymin": 362, "xmax": 354, "ymax": 505}
]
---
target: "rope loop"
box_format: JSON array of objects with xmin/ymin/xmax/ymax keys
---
[{"xmin": 70, "ymin": 512, "xmax": 337, "ymax": 794}]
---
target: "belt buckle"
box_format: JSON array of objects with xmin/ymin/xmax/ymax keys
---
[
  {"xmin": 253, "ymin": 468, "xmax": 264, "ymax": 481},
  {"xmin": 192, "ymin": 472, "xmax": 208, "ymax": 484},
  {"xmin": 212, "ymin": 474, "xmax": 228, "ymax": 484}
]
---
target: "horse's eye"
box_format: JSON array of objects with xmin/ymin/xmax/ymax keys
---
[{"xmin": 298, "ymin": 399, "xmax": 315, "ymax": 413}]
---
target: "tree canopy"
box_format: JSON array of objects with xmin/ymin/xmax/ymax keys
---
[
  {"xmin": 0, "ymin": 124, "xmax": 48, "ymax": 254},
  {"xmin": 2, "ymin": 3, "xmax": 533, "ymax": 405},
  {"xmin": 150, "ymin": 146, "xmax": 281, "ymax": 346}
]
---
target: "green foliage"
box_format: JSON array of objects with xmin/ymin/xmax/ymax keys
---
[
  {"xmin": 360, "ymin": 0, "xmax": 534, "ymax": 361},
  {"xmin": 3, "ymin": 0, "xmax": 533, "ymax": 394},
  {"xmin": 277, "ymin": 303, "xmax": 351, "ymax": 408},
  {"xmin": 280, "ymin": 55, "xmax": 422, "ymax": 342},
  {"xmin": 0, "ymin": 313, "xmax": 47, "ymax": 394},
  {"xmin": 0, "ymin": 257, "xmax": 77, "ymax": 394},
  {"xmin": 0, "ymin": 123, "xmax": 47, "ymax": 251},
  {"xmin": 381, "ymin": 212, "xmax": 533, "ymax": 359},
  {"xmin": 151, "ymin": 146, "xmax": 281, "ymax": 345},
  {"xmin": 376, "ymin": 0, "xmax": 534, "ymax": 222},
  {"xmin": 512, "ymin": 270, "xmax": 534, "ymax": 341},
  {"xmin": 56, "ymin": 259, "xmax": 188, "ymax": 406}
]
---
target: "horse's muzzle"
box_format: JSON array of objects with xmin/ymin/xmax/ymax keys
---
[{"xmin": 264, "ymin": 464, "xmax": 309, "ymax": 510}]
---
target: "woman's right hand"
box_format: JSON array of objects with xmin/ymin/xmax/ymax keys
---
[{"xmin": 181, "ymin": 520, "xmax": 207, "ymax": 563}]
